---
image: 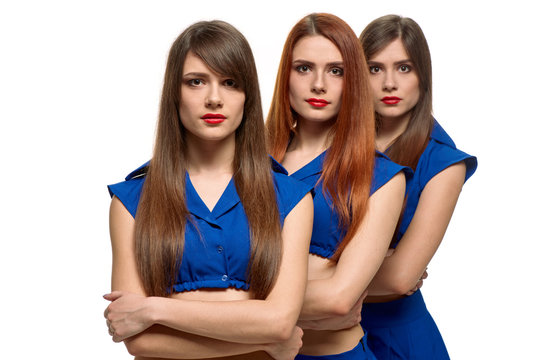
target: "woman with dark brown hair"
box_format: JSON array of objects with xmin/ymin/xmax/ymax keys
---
[
  {"xmin": 103, "ymin": 20, "xmax": 313, "ymax": 359},
  {"xmin": 267, "ymin": 13, "xmax": 409, "ymax": 359},
  {"xmin": 359, "ymin": 15, "xmax": 477, "ymax": 359}
]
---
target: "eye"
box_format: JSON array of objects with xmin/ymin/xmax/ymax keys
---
[
  {"xmin": 295, "ymin": 65, "xmax": 311, "ymax": 73},
  {"xmin": 187, "ymin": 79, "xmax": 203, "ymax": 86},
  {"xmin": 369, "ymin": 66, "xmax": 381, "ymax": 74},
  {"xmin": 329, "ymin": 67, "xmax": 343, "ymax": 76},
  {"xmin": 223, "ymin": 79, "xmax": 238, "ymax": 88},
  {"xmin": 398, "ymin": 64, "xmax": 412, "ymax": 72}
]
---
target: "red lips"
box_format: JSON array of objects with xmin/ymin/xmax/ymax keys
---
[
  {"xmin": 306, "ymin": 98, "xmax": 329, "ymax": 108},
  {"xmin": 201, "ymin": 113, "xmax": 226, "ymax": 124},
  {"xmin": 381, "ymin": 96, "xmax": 401, "ymax": 105}
]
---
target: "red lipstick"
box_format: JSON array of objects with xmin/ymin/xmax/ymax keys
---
[
  {"xmin": 306, "ymin": 98, "xmax": 329, "ymax": 108},
  {"xmin": 201, "ymin": 113, "xmax": 226, "ymax": 124},
  {"xmin": 382, "ymin": 96, "xmax": 401, "ymax": 105}
]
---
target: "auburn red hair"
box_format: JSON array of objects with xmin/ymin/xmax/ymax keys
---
[{"xmin": 266, "ymin": 13, "xmax": 375, "ymax": 260}]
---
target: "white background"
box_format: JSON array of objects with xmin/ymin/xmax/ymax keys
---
[{"xmin": 1, "ymin": 0, "xmax": 537, "ymax": 358}]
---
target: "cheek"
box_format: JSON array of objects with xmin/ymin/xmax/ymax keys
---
[
  {"xmin": 288, "ymin": 75, "xmax": 302, "ymax": 101},
  {"xmin": 230, "ymin": 93, "xmax": 246, "ymax": 120},
  {"xmin": 178, "ymin": 100, "xmax": 193, "ymax": 121}
]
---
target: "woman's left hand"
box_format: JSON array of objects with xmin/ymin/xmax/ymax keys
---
[{"xmin": 103, "ymin": 291, "xmax": 154, "ymax": 342}]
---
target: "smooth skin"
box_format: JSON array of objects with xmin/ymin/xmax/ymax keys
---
[
  {"xmin": 279, "ymin": 35, "xmax": 406, "ymax": 355},
  {"xmin": 104, "ymin": 52, "xmax": 314, "ymax": 360},
  {"xmin": 365, "ymin": 39, "xmax": 466, "ymax": 300}
]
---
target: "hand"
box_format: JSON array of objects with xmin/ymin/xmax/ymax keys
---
[
  {"xmin": 406, "ymin": 269, "xmax": 428, "ymax": 296},
  {"xmin": 297, "ymin": 290, "xmax": 367, "ymax": 331},
  {"xmin": 264, "ymin": 326, "xmax": 303, "ymax": 360},
  {"xmin": 103, "ymin": 291, "xmax": 154, "ymax": 342}
]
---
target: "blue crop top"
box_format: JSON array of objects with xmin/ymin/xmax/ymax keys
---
[
  {"xmin": 272, "ymin": 151, "xmax": 411, "ymax": 259},
  {"xmin": 108, "ymin": 162, "xmax": 311, "ymax": 293},
  {"xmin": 392, "ymin": 120, "xmax": 477, "ymax": 246}
]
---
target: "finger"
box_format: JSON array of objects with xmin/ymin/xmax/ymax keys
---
[
  {"xmin": 359, "ymin": 289, "xmax": 368, "ymax": 301},
  {"xmin": 103, "ymin": 291, "xmax": 123, "ymax": 301}
]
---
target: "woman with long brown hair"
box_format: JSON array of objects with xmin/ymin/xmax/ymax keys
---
[
  {"xmin": 266, "ymin": 13, "xmax": 409, "ymax": 359},
  {"xmin": 104, "ymin": 20, "xmax": 313, "ymax": 359},
  {"xmin": 359, "ymin": 15, "xmax": 477, "ymax": 359}
]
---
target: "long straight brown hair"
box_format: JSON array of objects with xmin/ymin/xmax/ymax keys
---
[
  {"xmin": 135, "ymin": 21, "xmax": 282, "ymax": 299},
  {"xmin": 360, "ymin": 15, "xmax": 433, "ymax": 170},
  {"xmin": 266, "ymin": 13, "xmax": 375, "ymax": 260}
]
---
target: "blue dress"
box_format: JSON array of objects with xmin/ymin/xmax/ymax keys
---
[
  {"xmin": 361, "ymin": 121, "xmax": 478, "ymax": 360},
  {"xmin": 108, "ymin": 162, "xmax": 311, "ymax": 293},
  {"xmin": 273, "ymin": 151, "xmax": 411, "ymax": 360}
]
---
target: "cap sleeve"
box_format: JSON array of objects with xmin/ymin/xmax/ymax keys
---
[
  {"xmin": 371, "ymin": 152, "xmax": 413, "ymax": 195},
  {"xmin": 107, "ymin": 177, "xmax": 145, "ymax": 218},
  {"xmin": 420, "ymin": 142, "xmax": 477, "ymax": 189},
  {"xmin": 272, "ymin": 171, "xmax": 312, "ymax": 224}
]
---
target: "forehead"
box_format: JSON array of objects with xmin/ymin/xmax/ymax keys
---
[
  {"xmin": 292, "ymin": 35, "xmax": 342, "ymax": 62},
  {"xmin": 370, "ymin": 38, "xmax": 409, "ymax": 62},
  {"xmin": 182, "ymin": 51, "xmax": 215, "ymax": 75}
]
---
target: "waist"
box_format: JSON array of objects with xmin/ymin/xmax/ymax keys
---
[
  {"xmin": 365, "ymin": 293, "xmax": 406, "ymax": 303},
  {"xmin": 362, "ymin": 290, "xmax": 429, "ymax": 327},
  {"xmin": 300, "ymin": 325, "xmax": 364, "ymax": 356},
  {"xmin": 200, "ymin": 351, "xmax": 272, "ymax": 360},
  {"xmin": 171, "ymin": 287, "xmax": 253, "ymax": 301}
]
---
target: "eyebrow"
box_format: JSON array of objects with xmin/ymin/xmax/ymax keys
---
[
  {"xmin": 368, "ymin": 59, "xmax": 413, "ymax": 66},
  {"xmin": 182, "ymin": 72, "xmax": 209, "ymax": 78},
  {"xmin": 292, "ymin": 59, "xmax": 344, "ymax": 67}
]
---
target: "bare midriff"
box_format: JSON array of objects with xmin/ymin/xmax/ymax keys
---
[{"xmin": 299, "ymin": 254, "xmax": 364, "ymax": 356}]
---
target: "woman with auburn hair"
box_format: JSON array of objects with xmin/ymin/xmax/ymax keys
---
[
  {"xmin": 266, "ymin": 13, "xmax": 410, "ymax": 359},
  {"xmin": 104, "ymin": 20, "xmax": 314, "ymax": 359},
  {"xmin": 359, "ymin": 15, "xmax": 477, "ymax": 359}
]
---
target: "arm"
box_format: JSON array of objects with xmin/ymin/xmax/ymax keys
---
[
  {"xmin": 297, "ymin": 290, "xmax": 367, "ymax": 331},
  {"xmin": 106, "ymin": 194, "xmax": 313, "ymax": 354},
  {"xmin": 107, "ymin": 196, "xmax": 265, "ymax": 358},
  {"xmin": 367, "ymin": 162, "xmax": 466, "ymax": 296},
  {"xmin": 300, "ymin": 172, "xmax": 406, "ymax": 319}
]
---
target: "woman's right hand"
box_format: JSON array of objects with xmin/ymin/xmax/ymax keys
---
[
  {"xmin": 296, "ymin": 290, "xmax": 367, "ymax": 331},
  {"xmin": 405, "ymin": 269, "xmax": 428, "ymax": 295},
  {"xmin": 264, "ymin": 326, "xmax": 303, "ymax": 360}
]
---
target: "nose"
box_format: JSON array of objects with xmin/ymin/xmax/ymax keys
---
[
  {"xmin": 383, "ymin": 71, "xmax": 397, "ymax": 91},
  {"xmin": 311, "ymin": 70, "xmax": 326, "ymax": 94},
  {"xmin": 205, "ymin": 84, "xmax": 223, "ymax": 108}
]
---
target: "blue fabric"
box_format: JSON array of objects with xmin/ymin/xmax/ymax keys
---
[
  {"xmin": 361, "ymin": 291, "xmax": 449, "ymax": 360},
  {"xmin": 394, "ymin": 120, "xmax": 477, "ymax": 245},
  {"xmin": 107, "ymin": 162, "xmax": 310, "ymax": 293},
  {"xmin": 295, "ymin": 335, "xmax": 376, "ymax": 359},
  {"xmin": 272, "ymin": 151, "xmax": 411, "ymax": 259}
]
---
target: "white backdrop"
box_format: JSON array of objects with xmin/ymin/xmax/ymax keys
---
[{"xmin": 1, "ymin": 0, "xmax": 536, "ymax": 358}]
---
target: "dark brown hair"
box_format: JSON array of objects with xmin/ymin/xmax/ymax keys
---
[
  {"xmin": 136, "ymin": 20, "xmax": 282, "ymax": 298},
  {"xmin": 360, "ymin": 15, "xmax": 433, "ymax": 170},
  {"xmin": 266, "ymin": 13, "xmax": 375, "ymax": 260}
]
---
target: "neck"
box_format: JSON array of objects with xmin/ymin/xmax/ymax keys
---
[
  {"xmin": 376, "ymin": 114, "xmax": 410, "ymax": 152},
  {"xmin": 184, "ymin": 134, "xmax": 235, "ymax": 176},
  {"xmin": 289, "ymin": 117, "xmax": 335, "ymax": 155}
]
